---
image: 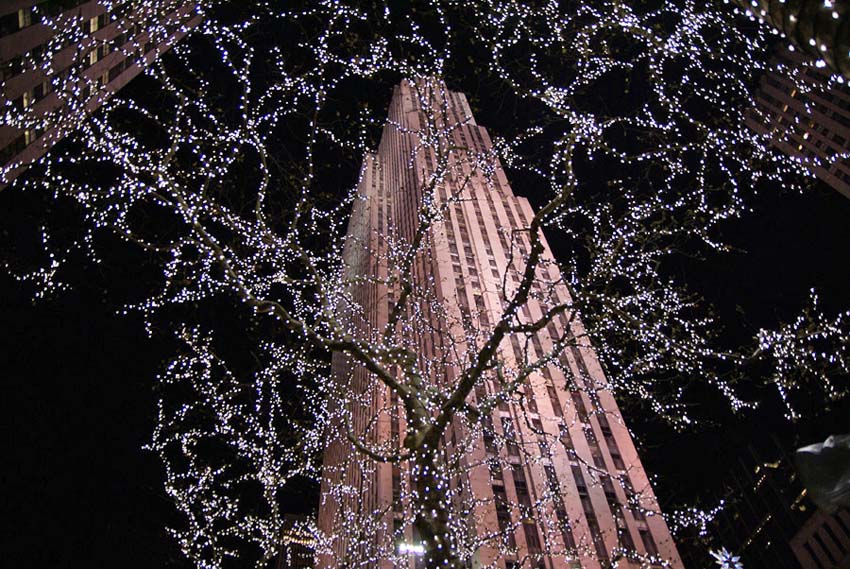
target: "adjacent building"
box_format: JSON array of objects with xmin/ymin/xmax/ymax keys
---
[
  {"xmin": 318, "ymin": 80, "xmax": 683, "ymax": 568},
  {"xmin": 275, "ymin": 514, "xmax": 316, "ymax": 569},
  {"xmin": 683, "ymin": 437, "xmax": 850, "ymax": 569},
  {"xmin": 791, "ymin": 509, "xmax": 850, "ymax": 569},
  {"xmin": 746, "ymin": 46, "xmax": 850, "ymax": 198},
  {"xmin": 705, "ymin": 443, "xmax": 813, "ymax": 568},
  {"xmin": 0, "ymin": 0, "xmax": 201, "ymax": 187}
]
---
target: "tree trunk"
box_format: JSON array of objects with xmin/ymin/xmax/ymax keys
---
[
  {"xmin": 411, "ymin": 447, "xmax": 464, "ymax": 569},
  {"xmin": 731, "ymin": 0, "xmax": 850, "ymax": 79}
]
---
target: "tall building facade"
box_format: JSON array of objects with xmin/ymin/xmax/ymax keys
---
[
  {"xmin": 0, "ymin": 0, "xmax": 201, "ymax": 187},
  {"xmin": 319, "ymin": 80, "xmax": 683, "ymax": 568},
  {"xmin": 746, "ymin": 47, "xmax": 850, "ymax": 198}
]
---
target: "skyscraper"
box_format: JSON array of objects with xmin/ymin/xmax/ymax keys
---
[
  {"xmin": 318, "ymin": 79, "xmax": 684, "ymax": 568},
  {"xmin": 0, "ymin": 0, "xmax": 200, "ymax": 187},
  {"xmin": 746, "ymin": 47, "xmax": 850, "ymax": 198}
]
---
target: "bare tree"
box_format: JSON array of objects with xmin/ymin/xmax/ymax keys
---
[{"xmin": 3, "ymin": 1, "xmax": 850, "ymax": 568}]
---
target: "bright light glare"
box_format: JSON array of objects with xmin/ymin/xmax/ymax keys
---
[{"xmin": 398, "ymin": 543, "xmax": 426, "ymax": 555}]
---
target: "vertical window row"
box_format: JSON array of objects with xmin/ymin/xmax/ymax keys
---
[
  {"xmin": 392, "ymin": 465, "xmax": 402, "ymax": 513},
  {"xmin": 483, "ymin": 415, "xmax": 497, "ymax": 455},
  {"xmin": 571, "ymin": 391, "xmax": 589, "ymax": 423},
  {"xmin": 571, "ymin": 465, "xmax": 609, "ymax": 563},
  {"xmin": 471, "ymin": 125, "xmax": 487, "ymax": 153},
  {"xmin": 598, "ymin": 414, "xmax": 627, "ymax": 471},
  {"xmin": 546, "ymin": 385, "xmax": 563, "ymax": 418},
  {"xmin": 584, "ymin": 428, "xmax": 606, "ymax": 469},
  {"xmin": 524, "ymin": 384, "xmax": 538, "ymax": 414},
  {"xmin": 601, "ymin": 475, "xmax": 637, "ymax": 555},
  {"xmin": 622, "ymin": 477, "xmax": 647, "ymax": 522},
  {"xmin": 639, "ymin": 529, "xmax": 658, "ymax": 557},
  {"xmin": 544, "ymin": 464, "xmax": 578, "ymax": 551},
  {"xmin": 493, "ymin": 484, "xmax": 516, "ymax": 548},
  {"xmin": 510, "ymin": 465, "xmax": 541, "ymax": 554},
  {"xmin": 501, "ymin": 417, "xmax": 520, "ymax": 458}
]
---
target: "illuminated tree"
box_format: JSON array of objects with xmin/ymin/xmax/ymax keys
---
[
  {"xmin": 730, "ymin": 0, "xmax": 850, "ymax": 78},
  {"xmin": 3, "ymin": 1, "xmax": 850, "ymax": 568}
]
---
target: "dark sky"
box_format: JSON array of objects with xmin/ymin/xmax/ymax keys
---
[
  {"xmin": 1, "ymin": 264, "xmax": 188, "ymax": 566},
  {"xmin": 3, "ymin": 5, "xmax": 850, "ymax": 568}
]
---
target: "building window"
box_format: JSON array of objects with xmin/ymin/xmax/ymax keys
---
[
  {"xmin": 525, "ymin": 386, "xmax": 538, "ymax": 414},
  {"xmin": 813, "ymin": 531, "xmax": 838, "ymax": 566},
  {"xmin": 547, "ymin": 385, "xmax": 563, "ymax": 417},
  {"xmin": 554, "ymin": 506, "xmax": 577, "ymax": 549},
  {"xmin": 571, "ymin": 392, "xmax": 589, "ymax": 422},
  {"xmin": 18, "ymin": 8, "xmax": 33, "ymax": 29},
  {"xmin": 502, "ymin": 417, "xmax": 520, "ymax": 457},
  {"xmin": 639, "ymin": 529, "xmax": 658, "ymax": 557},
  {"xmin": 803, "ymin": 542, "xmax": 825, "ymax": 569},
  {"xmin": 483, "ymin": 416, "xmax": 496, "ymax": 455},
  {"xmin": 512, "ymin": 465, "xmax": 528, "ymax": 496},
  {"xmin": 0, "ymin": 134, "xmax": 27, "ymax": 164},
  {"xmin": 523, "ymin": 521, "xmax": 542, "ymax": 553},
  {"xmin": 587, "ymin": 517, "xmax": 609, "ymax": 562},
  {"xmin": 493, "ymin": 485, "xmax": 516, "ymax": 548},
  {"xmin": 109, "ymin": 61, "xmax": 125, "ymax": 82},
  {"xmin": 392, "ymin": 465, "xmax": 402, "ymax": 512},
  {"xmin": 0, "ymin": 56, "xmax": 23, "ymax": 81},
  {"xmin": 0, "ymin": 12, "xmax": 21, "ymax": 37},
  {"xmin": 610, "ymin": 449, "xmax": 626, "ymax": 470},
  {"xmin": 24, "ymin": 129, "xmax": 39, "ymax": 145},
  {"xmin": 488, "ymin": 458, "xmax": 503, "ymax": 481},
  {"xmin": 834, "ymin": 512, "xmax": 850, "ymax": 541},
  {"xmin": 618, "ymin": 526, "xmax": 636, "ymax": 553},
  {"xmin": 572, "ymin": 466, "xmax": 587, "ymax": 497}
]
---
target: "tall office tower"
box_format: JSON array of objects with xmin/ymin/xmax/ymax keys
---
[
  {"xmin": 746, "ymin": 47, "xmax": 850, "ymax": 199},
  {"xmin": 0, "ymin": 1, "xmax": 201, "ymax": 187},
  {"xmin": 318, "ymin": 80, "xmax": 684, "ymax": 568}
]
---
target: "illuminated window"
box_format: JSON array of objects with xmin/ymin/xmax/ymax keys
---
[{"xmin": 18, "ymin": 8, "xmax": 32, "ymax": 29}]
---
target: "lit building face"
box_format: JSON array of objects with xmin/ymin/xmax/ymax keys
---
[{"xmin": 318, "ymin": 79, "xmax": 684, "ymax": 568}]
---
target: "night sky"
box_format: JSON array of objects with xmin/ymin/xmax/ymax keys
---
[{"xmin": 3, "ymin": 4, "xmax": 850, "ymax": 568}]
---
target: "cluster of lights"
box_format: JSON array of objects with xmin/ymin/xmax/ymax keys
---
[
  {"xmin": 5, "ymin": 1, "xmax": 850, "ymax": 568},
  {"xmin": 710, "ymin": 546, "xmax": 745, "ymax": 569}
]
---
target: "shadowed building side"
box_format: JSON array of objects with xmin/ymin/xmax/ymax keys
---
[
  {"xmin": 746, "ymin": 47, "xmax": 850, "ymax": 198},
  {"xmin": 791, "ymin": 509, "xmax": 850, "ymax": 569},
  {"xmin": 0, "ymin": 0, "xmax": 201, "ymax": 188}
]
